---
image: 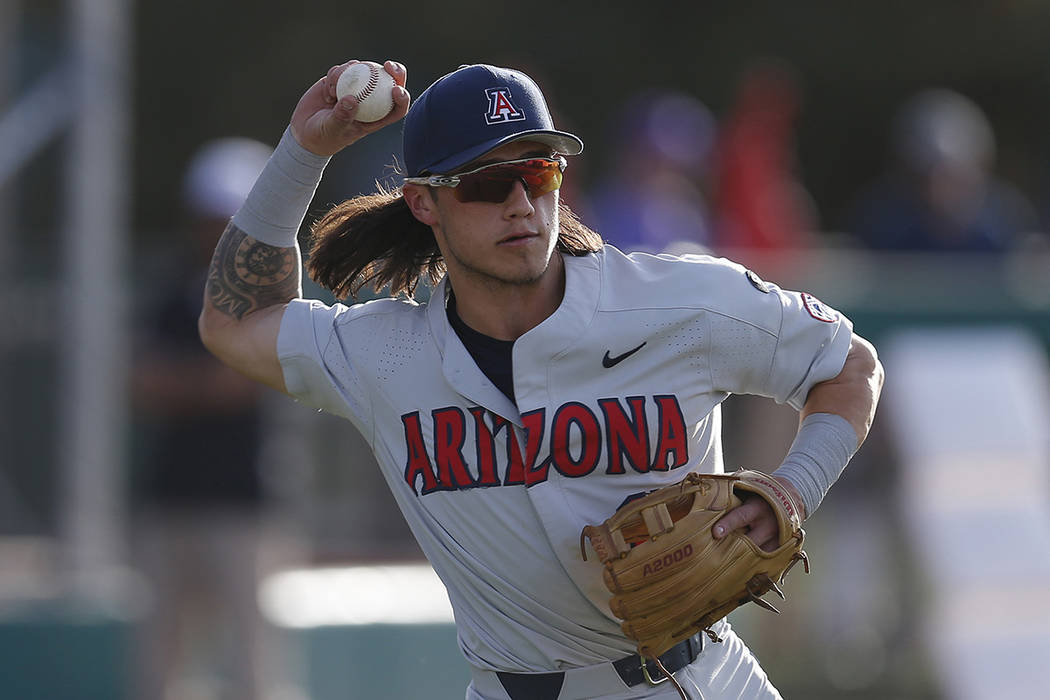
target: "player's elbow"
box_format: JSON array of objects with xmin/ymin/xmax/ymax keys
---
[
  {"xmin": 198, "ymin": 304, "xmax": 235, "ymax": 360},
  {"xmin": 850, "ymin": 334, "xmax": 885, "ymax": 397},
  {"xmin": 801, "ymin": 334, "xmax": 884, "ymax": 442},
  {"xmin": 831, "ymin": 334, "xmax": 884, "ymax": 412},
  {"xmin": 197, "ymin": 302, "xmax": 288, "ymax": 394}
]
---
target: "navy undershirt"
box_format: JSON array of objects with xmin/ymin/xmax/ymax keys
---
[{"xmin": 447, "ymin": 295, "xmax": 516, "ymax": 402}]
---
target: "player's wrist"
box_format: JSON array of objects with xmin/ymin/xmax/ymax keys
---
[
  {"xmin": 771, "ymin": 412, "xmax": 858, "ymax": 518},
  {"xmin": 230, "ymin": 127, "xmax": 331, "ymax": 248},
  {"xmin": 770, "ymin": 475, "xmax": 807, "ymax": 520},
  {"xmin": 287, "ymin": 123, "xmax": 337, "ymax": 158}
]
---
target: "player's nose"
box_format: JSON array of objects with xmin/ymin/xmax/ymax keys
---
[{"xmin": 502, "ymin": 179, "xmax": 535, "ymax": 217}]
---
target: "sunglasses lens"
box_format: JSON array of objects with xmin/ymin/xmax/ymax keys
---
[
  {"xmin": 453, "ymin": 160, "xmax": 564, "ymax": 203},
  {"xmin": 521, "ymin": 165, "xmax": 563, "ymax": 197},
  {"xmin": 454, "ymin": 174, "xmax": 515, "ymax": 203}
]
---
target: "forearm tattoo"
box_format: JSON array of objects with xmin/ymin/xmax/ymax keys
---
[{"xmin": 206, "ymin": 223, "xmax": 299, "ymax": 320}]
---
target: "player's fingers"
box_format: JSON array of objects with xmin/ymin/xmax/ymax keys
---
[
  {"xmin": 324, "ymin": 60, "xmax": 363, "ymax": 102},
  {"xmin": 330, "ymin": 95, "xmax": 361, "ymax": 125},
  {"xmin": 326, "ymin": 60, "xmax": 359, "ymax": 83},
  {"xmin": 323, "ymin": 65, "xmax": 342, "ymax": 100},
  {"xmin": 745, "ymin": 517, "xmax": 780, "ymax": 552},
  {"xmin": 712, "ymin": 499, "xmax": 762, "ymax": 538},
  {"xmin": 384, "ymin": 60, "xmax": 407, "ymax": 87},
  {"xmin": 374, "ymin": 85, "xmax": 410, "ymax": 127},
  {"xmin": 355, "ymin": 78, "xmax": 410, "ymax": 132}
]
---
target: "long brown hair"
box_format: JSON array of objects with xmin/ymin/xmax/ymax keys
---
[{"xmin": 306, "ymin": 187, "xmax": 603, "ymax": 299}]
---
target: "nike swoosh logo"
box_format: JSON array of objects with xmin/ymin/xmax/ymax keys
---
[{"xmin": 602, "ymin": 342, "xmax": 647, "ymax": 368}]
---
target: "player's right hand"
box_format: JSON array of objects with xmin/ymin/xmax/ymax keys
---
[
  {"xmin": 289, "ymin": 59, "xmax": 409, "ymax": 157},
  {"xmin": 712, "ymin": 475, "xmax": 806, "ymax": 552}
]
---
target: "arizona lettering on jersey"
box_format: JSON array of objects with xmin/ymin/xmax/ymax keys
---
[
  {"xmin": 485, "ymin": 87, "xmax": 526, "ymax": 124},
  {"xmin": 402, "ymin": 394, "xmax": 689, "ymax": 495}
]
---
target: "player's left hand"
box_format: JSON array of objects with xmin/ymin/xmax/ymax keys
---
[
  {"xmin": 712, "ymin": 476, "xmax": 806, "ymax": 552},
  {"xmin": 582, "ymin": 470, "xmax": 809, "ymax": 659}
]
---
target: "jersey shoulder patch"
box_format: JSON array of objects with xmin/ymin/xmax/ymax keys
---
[{"xmin": 801, "ymin": 293, "xmax": 838, "ymax": 323}]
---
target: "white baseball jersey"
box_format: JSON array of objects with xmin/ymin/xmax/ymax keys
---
[{"xmin": 277, "ymin": 245, "xmax": 852, "ymax": 675}]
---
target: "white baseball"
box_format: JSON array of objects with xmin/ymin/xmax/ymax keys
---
[{"xmin": 336, "ymin": 62, "xmax": 396, "ymax": 123}]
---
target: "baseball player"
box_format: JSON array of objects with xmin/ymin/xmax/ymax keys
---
[{"xmin": 199, "ymin": 59, "xmax": 884, "ymax": 699}]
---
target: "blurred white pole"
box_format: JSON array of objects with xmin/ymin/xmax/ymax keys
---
[
  {"xmin": 0, "ymin": 66, "xmax": 73, "ymax": 188},
  {"xmin": 0, "ymin": 0, "xmax": 15, "ymax": 525},
  {"xmin": 60, "ymin": 0, "xmax": 131, "ymax": 588}
]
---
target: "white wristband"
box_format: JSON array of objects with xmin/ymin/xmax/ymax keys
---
[
  {"xmin": 230, "ymin": 126, "xmax": 330, "ymax": 248},
  {"xmin": 772, "ymin": 413, "xmax": 858, "ymax": 518}
]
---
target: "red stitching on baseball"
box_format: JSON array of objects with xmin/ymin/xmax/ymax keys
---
[{"xmin": 355, "ymin": 65, "xmax": 380, "ymax": 100}]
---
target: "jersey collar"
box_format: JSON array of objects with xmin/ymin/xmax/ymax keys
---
[{"xmin": 426, "ymin": 251, "xmax": 603, "ymax": 425}]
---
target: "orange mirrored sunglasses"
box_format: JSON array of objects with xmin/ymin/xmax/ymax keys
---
[{"xmin": 404, "ymin": 156, "xmax": 566, "ymax": 203}]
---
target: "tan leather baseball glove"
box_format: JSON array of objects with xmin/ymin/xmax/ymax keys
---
[{"xmin": 581, "ymin": 470, "xmax": 810, "ymax": 660}]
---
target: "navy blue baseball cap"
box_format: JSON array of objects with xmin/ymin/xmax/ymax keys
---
[{"xmin": 403, "ymin": 64, "xmax": 584, "ymax": 176}]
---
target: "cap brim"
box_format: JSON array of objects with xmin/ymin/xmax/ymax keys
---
[{"xmin": 425, "ymin": 130, "xmax": 584, "ymax": 174}]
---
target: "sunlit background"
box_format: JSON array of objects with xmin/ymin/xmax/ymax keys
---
[{"xmin": 2, "ymin": 1, "xmax": 1049, "ymax": 698}]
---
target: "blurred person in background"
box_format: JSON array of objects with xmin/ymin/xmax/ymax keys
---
[
  {"xmin": 848, "ymin": 88, "xmax": 1038, "ymax": 252},
  {"xmin": 131, "ymin": 137, "xmax": 279, "ymax": 700},
  {"xmin": 708, "ymin": 60, "xmax": 819, "ymax": 497},
  {"xmin": 587, "ymin": 90, "xmax": 716, "ymax": 254},
  {"xmin": 712, "ymin": 59, "xmax": 819, "ymax": 252}
]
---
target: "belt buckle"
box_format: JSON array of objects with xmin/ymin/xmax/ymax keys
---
[{"xmin": 639, "ymin": 656, "xmax": 668, "ymax": 686}]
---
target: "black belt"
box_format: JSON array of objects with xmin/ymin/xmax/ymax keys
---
[{"xmin": 496, "ymin": 634, "xmax": 703, "ymax": 700}]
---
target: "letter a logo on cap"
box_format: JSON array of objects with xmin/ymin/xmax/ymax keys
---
[{"xmin": 484, "ymin": 87, "xmax": 526, "ymax": 124}]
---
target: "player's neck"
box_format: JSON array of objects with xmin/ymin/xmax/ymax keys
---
[{"xmin": 447, "ymin": 253, "xmax": 565, "ymax": 341}]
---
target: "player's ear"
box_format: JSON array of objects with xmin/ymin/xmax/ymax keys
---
[{"xmin": 402, "ymin": 183, "xmax": 439, "ymax": 226}]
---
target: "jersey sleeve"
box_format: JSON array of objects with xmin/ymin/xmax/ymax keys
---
[
  {"xmin": 766, "ymin": 289, "xmax": 853, "ymax": 409},
  {"xmin": 276, "ymin": 297, "xmax": 374, "ymax": 438},
  {"xmin": 707, "ymin": 268, "xmax": 853, "ymax": 410}
]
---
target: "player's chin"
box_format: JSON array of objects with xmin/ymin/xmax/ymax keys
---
[
  {"xmin": 494, "ymin": 248, "xmax": 553, "ymax": 279},
  {"xmin": 498, "ymin": 268, "xmax": 547, "ymax": 286},
  {"xmin": 492, "ymin": 259, "xmax": 551, "ymax": 286}
]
